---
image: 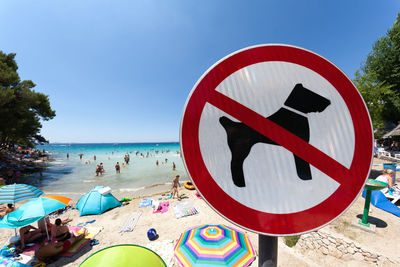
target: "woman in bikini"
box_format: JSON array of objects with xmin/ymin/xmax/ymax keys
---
[
  {"xmin": 172, "ymin": 175, "xmax": 180, "ymax": 199},
  {"xmin": 51, "ymin": 218, "xmax": 72, "ymax": 242}
]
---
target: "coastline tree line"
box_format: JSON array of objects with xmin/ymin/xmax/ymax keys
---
[
  {"xmin": 0, "ymin": 52, "xmax": 55, "ymax": 148},
  {"xmin": 353, "ymin": 13, "xmax": 400, "ymax": 136}
]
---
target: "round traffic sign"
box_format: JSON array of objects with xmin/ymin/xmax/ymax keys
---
[{"xmin": 180, "ymin": 44, "xmax": 373, "ymax": 236}]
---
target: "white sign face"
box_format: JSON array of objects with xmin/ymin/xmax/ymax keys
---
[{"xmin": 198, "ymin": 61, "xmax": 355, "ymax": 214}]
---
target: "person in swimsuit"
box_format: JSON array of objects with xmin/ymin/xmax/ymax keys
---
[
  {"xmin": 19, "ymin": 225, "xmax": 44, "ymax": 250},
  {"xmin": 38, "ymin": 217, "xmax": 72, "ymax": 235},
  {"xmin": 376, "ymin": 169, "xmax": 395, "ymax": 193},
  {"xmin": 115, "ymin": 162, "xmax": 120, "ymax": 174},
  {"xmin": 0, "ymin": 203, "xmax": 14, "ymax": 218},
  {"xmin": 172, "ymin": 175, "xmax": 180, "ymax": 199},
  {"xmin": 35, "ymin": 228, "xmax": 87, "ymax": 263},
  {"xmin": 51, "ymin": 218, "xmax": 73, "ymax": 242}
]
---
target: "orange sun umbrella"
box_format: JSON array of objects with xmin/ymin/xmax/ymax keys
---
[{"xmin": 42, "ymin": 195, "xmax": 72, "ymax": 206}]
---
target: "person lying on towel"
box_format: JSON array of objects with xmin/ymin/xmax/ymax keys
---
[{"xmin": 35, "ymin": 229, "xmax": 87, "ymax": 263}]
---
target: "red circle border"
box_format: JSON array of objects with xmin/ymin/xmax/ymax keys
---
[{"xmin": 180, "ymin": 44, "xmax": 373, "ymax": 236}]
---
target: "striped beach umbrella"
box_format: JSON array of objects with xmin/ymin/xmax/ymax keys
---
[
  {"xmin": 0, "ymin": 184, "xmax": 43, "ymax": 204},
  {"xmin": 174, "ymin": 224, "xmax": 255, "ymax": 266}
]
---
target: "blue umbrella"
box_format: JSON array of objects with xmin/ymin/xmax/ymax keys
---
[
  {"xmin": 0, "ymin": 184, "xmax": 43, "ymax": 203},
  {"xmin": 0, "ymin": 198, "xmax": 66, "ymax": 229}
]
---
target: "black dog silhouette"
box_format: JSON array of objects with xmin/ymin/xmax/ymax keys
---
[{"xmin": 219, "ymin": 83, "xmax": 331, "ymax": 187}]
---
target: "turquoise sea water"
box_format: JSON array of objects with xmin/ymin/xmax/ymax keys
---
[{"xmin": 24, "ymin": 143, "xmax": 186, "ymax": 198}]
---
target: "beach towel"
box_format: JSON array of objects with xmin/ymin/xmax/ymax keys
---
[
  {"xmin": 173, "ymin": 201, "xmax": 198, "ymax": 219},
  {"xmin": 362, "ymin": 189, "xmax": 400, "ymax": 217},
  {"xmin": 1, "ymin": 246, "xmax": 35, "ymax": 267},
  {"xmin": 120, "ymin": 211, "xmax": 142, "ymax": 233},
  {"xmin": 62, "ymin": 226, "xmax": 103, "ymax": 257},
  {"xmin": 139, "ymin": 198, "xmax": 153, "ymax": 208},
  {"xmin": 21, "ymin": 226, "xmax": 103, "ymax": 258},
  {"xmin": 0, "ymin": 255, "xmax": 31, "ymax": 267},
  {"xmin": 152, "ymin": 202, "xmax": 169, "ymax": 214},
  {"xmin": 145, "ymin": 240, "xmax": 175, "ymax": 267}
]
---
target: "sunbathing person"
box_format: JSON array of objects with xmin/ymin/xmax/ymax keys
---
[
  {"xmin": 19, "ymin": 225, "xmax": 44, "ymax": 250},
  {"xmin": 51, "ymin": 218, "xmax": 75, "ymax": 242},
  {"xmin": 0, "ymin": 203, "xmax": 15, "ymax": 218},
  {"xmin": 35, "ymin": 229, "xmax": 87, "ymax": 263},
  {"xmin": 38, "ymin": 217, "xmax": 73, "ymax": 234}
]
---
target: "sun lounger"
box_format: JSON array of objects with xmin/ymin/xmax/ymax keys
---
[
  {"xmin": 384, "ymin": 190, "xmax": 400, "ymax": 204},
  {"xmin": 120, "ymin": 211, "xmax": 142, "ymax": 233},
  {"xmin": 362, "ymin": 189, "xmax": 400, "ymax": 217}
]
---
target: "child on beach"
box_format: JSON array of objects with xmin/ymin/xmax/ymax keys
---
[{"xmin": 172, "ymin": 175, "xmax": 180, "ymax": 199}]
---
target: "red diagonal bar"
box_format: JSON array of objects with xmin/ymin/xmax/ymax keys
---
[{"xmin": 207, "ymin": 90, "xmax": 350, "ymax": 185}]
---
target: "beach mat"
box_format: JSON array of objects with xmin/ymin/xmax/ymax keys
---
[
  {"xmin": 173, "ymin": 201, "xmax": 198, "ymax": 219},
  {"xmin": 362, "ymin": 189, "xmax": 400, "ymax": 217},
  {"xmin": 21, "ymin": 226, "xmax": 102, "ymax": 258},
  {"xmin": 61, "ymin": 226, "xmax": 103, "ymax": 257},
  {"xmin": 120, "ymin": 211, "xmax": 142, "ymax": 233},
  {"xmin": 139, "ymin": 198, "xmax": 153, "ymax": 208}
]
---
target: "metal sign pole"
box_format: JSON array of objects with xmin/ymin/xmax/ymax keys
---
[{"xmin": 258, "ymin": 235, "xmax": 277, "ymax": 267}]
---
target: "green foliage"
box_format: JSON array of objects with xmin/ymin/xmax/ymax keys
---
[
  {"xmin": 284, "ymin": 236, "xmax": 300, "ymax": 247},
  {"xmin": 355, "ymin": 13, "xmax": 400, "ymax": 130},
  {"xmin": 353, "ymin": 70, "xmax": 398, "ymax": 130},
  {"xmin": 0, "ymin": 51, "xmax": 55, "ymax": 147}
]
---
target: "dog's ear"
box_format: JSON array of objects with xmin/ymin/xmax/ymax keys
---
[{"xmin": 284, "ymin": 84, "xmax": 331, "ymax": 113}]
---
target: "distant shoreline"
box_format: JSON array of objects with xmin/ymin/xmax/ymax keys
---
[{"xmin": 45, "ymin": 141, "xmax": 180, "ymax": 145}]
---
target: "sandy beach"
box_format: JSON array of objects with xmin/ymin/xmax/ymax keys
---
[{"xmin": 1, "ymin": 157, "xmax": 400, "ymax": 266}]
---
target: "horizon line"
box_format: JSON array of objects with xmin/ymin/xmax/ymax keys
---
[{"xmin": 43, "ymin": 141, "xmax": 180, "ymax": 145}]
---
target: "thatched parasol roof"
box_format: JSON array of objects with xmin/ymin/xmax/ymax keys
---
[{"xmin": 383, "ymin": 124, "xmax": 400, "ymax": 138}]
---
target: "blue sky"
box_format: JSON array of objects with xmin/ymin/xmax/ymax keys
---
[{"xmin": 1, "ymin": 0, "xmax": 399, "ymax": 143}]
